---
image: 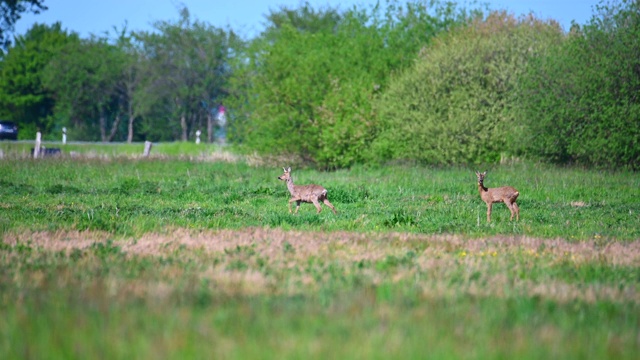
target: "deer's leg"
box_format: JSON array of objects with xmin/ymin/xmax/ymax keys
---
[
  {"xmin": 295, "ymin": 200, "xmax": 302, "ymax": 214},
  {"xmin": 288, "ymin": 199, "xmax": 297, "ymax": 213},
  {"xmin": 513, "ymin": 202, "xmax": 520, "ymax": 221},
  {"xmin": 486, "ymin": 203, "xmax": 492, "ymax": 223},
  {"xmin": 505, "ymin": 202, "xmax": 515, "ymax": 221},
  {"xmin": 311, "ymin": 200, "xmax": 322, "ymax": 213},
  {"xmin": 323, "ymin": 199, "xmax": 337, "ymax": 215}
]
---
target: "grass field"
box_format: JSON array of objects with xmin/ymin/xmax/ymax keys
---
[{"xmin": 1, "ymin": 146, "xmax": 639, "ymax": 358}]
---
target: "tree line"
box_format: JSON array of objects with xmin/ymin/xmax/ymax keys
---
[{"xmin": 0, "ymin": 0, "xmax": 638, "ymax": 170}]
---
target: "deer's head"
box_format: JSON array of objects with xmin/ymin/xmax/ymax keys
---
[
  {"xmin": 278, "ymin": 167, "xmax": 292, "ymax": 181},
  {"xmin": 475, "ymin": 171, "xmax": 487, "ymax": 185}
]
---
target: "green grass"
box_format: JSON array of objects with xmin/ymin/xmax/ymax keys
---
[
  {"xmin": 0, "ymin": 155, "xmax": 639, "ymax": 358},
  {"xmin": 0, "ymin": 158, "xmax": 638, "ymax": 240},
  {"xmin": 1, "ymin": 230, "xmax": 638, "ymax": 359},
  {"xmin": 0, "ymin": 140, "xmax": 229, "ymax": 158}
]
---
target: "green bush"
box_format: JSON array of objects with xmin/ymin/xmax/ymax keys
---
[
  {"xmin": 228, "ymin": 1, "xmax": 469, "ymax": 169},
  {"xmin": 371, "ymin": 12, "xmax": 563, "ymax": 166}
]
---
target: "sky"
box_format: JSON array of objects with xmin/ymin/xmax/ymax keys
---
[{"xmin": 13, "ymin": 0, "xmax": 603, "ymax": 41}]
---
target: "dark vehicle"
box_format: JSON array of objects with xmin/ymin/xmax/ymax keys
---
[{"xmin": 0, "ymin": 121, "xmax": 18, "ymax": 140}]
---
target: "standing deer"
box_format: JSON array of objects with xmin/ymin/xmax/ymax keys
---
[
  {"xmin": 475, "ymin": 171, "xmax": 520, "ymax": 222},
  {"xmin": 278, "ymin": 167, "xmax": 337, "ymax": 214}
]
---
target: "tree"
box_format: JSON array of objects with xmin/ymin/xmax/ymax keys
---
[
  {"xmin": 229, "ymin": 0, "xmax": 472, "ymax": 168},
  {"xmin": 0, "ymin": 0, "xmax": 47, "ymax": 50},
  {"xmin": 516, "ymin": 0, "xmax": 640, "ymax": 169},
  {"xmin": 113, "ymin": 28, "xmax": 144, "ymax": 143},
  {"xmin": 43, "ymin": 36, "xmax": 128, "ymax": 142},
  {"xmin": 261, "ymin": 1, "xmax": 342, "ymax": 38},
  {"xmin": 226, "ymin": 2, "xmax": 344, "ymax": 154},
  {"xmin": 371, "ymin": 12, "xmax": 563, "ymax": 166},
  {"xmin": 0, "ymin": 23, "xmax": 76, "ymax": 139},
  {"xmin": 135, "ymin": 7, "xmax": 237, "ymax": 142}
]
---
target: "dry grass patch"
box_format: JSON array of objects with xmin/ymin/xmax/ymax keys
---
[
  {"xmin": 5, "ymin": 228, "xmax": 639, "ymax": 266},
  {"xmin": 3, "ymin": 228, "xmax": 639, "ymax": 304}
]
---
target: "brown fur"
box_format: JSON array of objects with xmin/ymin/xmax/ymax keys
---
[
  {"xmin": 278, "ymin": 167, "xmax": 337, "ymax": 214},
  {"xmin": 476, "ymin": 171, "xmax": 520, "ymax": 222}
]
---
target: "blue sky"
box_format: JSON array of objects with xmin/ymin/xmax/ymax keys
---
[{"xmin": 13, "ymin": 0, "xmax": 603, "ymax": 40}]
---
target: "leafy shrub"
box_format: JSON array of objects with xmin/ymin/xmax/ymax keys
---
[
  {"xmin": 371, "ymin": 12, "xmax": 563, "ymax": 166},
  {"xmin": 229, "ymin": 1, "xmax": 469, "ymax": 168}
]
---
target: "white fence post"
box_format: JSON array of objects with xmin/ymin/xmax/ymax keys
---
[
  {"xmin": 195, "ymin": 130, "xmax": 201, "ymax": 144},
  {"xmin": 143, "ymin": 141, "xmax": 153, "ymax": 157},
  {"xmin": 34, "ymin": 131, "xmax": 42, "ymax": 159},
  {"xmin": 62, "ymin": 127, "xmax": 67, "ymax": 145}
]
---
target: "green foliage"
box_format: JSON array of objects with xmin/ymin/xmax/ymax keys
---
[
  {"xmin": 0, "ymin": 0, "xmax": 47, "ymax": 49},
  {"xmin": 0, "ymin": 6, "xmax": 238, "ymax": 144},
  {"xmin": 515, "ymin": 0, "xmax": 640, "ymax": 169},
  {"xmin": 0, "ymin": 23, "xmax": 77, "ymax": 139},
  {"xmin": 372, "ymin": 12, "xmax": 564, "ymax": 166},
  {"xmin": 1, "ymin": 1, "xmax": 640, "ymax": 171},
  {"xmin": 134, "ymin": 7, "xmax": 239, "ymax": 143},
  {"xmin": 229, "ymin": 0, "xmax": 469, "ymax": 168},
  {"xmin": 43, "ymin": 36, "xmax": 131, "ymax": 142}
]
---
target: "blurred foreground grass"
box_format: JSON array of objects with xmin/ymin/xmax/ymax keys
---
[
  {"xmin": 1, "ymin": 229, "xmax": 638, "ymax": 359},
  {"xmin": 0, "ymin": 150, "xmax": 639, "ymax": 358}
]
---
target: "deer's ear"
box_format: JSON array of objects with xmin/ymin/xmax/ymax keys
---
[
  {"xmin": 286, "ymin": 167, "xmax": 291, "ymax": 172},
  {"xmin": 475, "ymin": 171, "xmax": 479, "ymax": 175},
  {"xmin": 482, "ymin": 171, "xmax": 487, "ymax": 175}
]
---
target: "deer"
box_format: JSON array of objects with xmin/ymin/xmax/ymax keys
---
[
  {"xmin": 475, "ymin": 171, "xmax": 520, "ymax": 223},
  {"xmin": 277, "ymin": 167, "xmax": 337, "ymax": 215}
]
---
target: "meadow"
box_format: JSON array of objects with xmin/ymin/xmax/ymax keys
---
[{"xmin": 0, "ymin": 145, "xmax": 639, "ymax": 358}]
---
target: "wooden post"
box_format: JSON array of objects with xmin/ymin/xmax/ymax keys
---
[
  {"xmin": 34, "ymin": 131, "xmax": 42, "ymax": 159},
  {"xmin": 143, "ymin": 141, "xmax": 152, "ymax": 157}
]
